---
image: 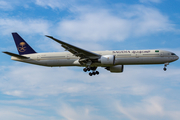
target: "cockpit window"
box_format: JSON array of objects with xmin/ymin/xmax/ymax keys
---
[{"xmin": 171, "ymin": 53, "xmax": 176, "ymax": 55}]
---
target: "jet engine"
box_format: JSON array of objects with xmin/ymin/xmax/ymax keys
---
[
  {"xmin": 99, "ymin": 55, "xmax": 115, "ymax": 65},
  {"xmin": 105, "ymin": 65, "xmax": 124, "ymax": 73}
]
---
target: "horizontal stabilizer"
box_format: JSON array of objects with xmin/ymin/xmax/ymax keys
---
[{"xmin": 3, "ymin": 51, "xmax": 29, "ymax": 59}]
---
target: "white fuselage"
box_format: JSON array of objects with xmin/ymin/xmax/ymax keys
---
[{"xmin": 11, "ymin": 49, "xmax": 179, "ymax": 67}]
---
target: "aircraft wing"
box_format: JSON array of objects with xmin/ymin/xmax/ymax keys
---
[
  {"xmin": 3, "ymin": 51, "xmax": 29, "ymax": 59},
  {"xmin": 46, "ymin": 35, "xmax": 101, "ymax": 59}
]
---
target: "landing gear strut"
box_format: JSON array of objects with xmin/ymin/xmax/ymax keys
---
[
  {"xmin": 163, "ymin": 63, "xmax": 169, "ymax": 71},
  {"xmin": 83, "ymin": 67, "xmax": 99, "ymax": 76}
]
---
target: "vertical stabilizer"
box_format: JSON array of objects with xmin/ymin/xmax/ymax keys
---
[{"xmin": 12, "ymin": 32, "xmax": 36, "ymax": 55}]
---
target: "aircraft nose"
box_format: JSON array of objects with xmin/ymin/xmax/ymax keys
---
[
  {"xmin": 172, "ymin": 55, "xmax": 179, "ymax": 61},
  {"xmin": 174, "ymin": 55, "xmax": 179, "ymax": 61},
  {"xmin": 177, "ymin": 55, "xmax": 179, "ymax": 60}
]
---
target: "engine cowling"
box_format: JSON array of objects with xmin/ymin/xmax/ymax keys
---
[
  {"xmin": 106, "ymin": 65, "xmax": 124, "ymax": 73},
  {"xmin": 99, "ymin": 55, "xmax": 115, "ymax": 65}
]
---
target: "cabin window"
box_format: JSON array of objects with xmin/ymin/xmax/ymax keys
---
[{"xmin": 155, "ymin": 50, "xmax": 159, "ymax": 52}]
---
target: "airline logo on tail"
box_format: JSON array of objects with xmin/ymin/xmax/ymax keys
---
[
  {"xmin": 18, "ymin": 42, "xmax": 26, "ymax": 52},
  {"xmin": 12, "ymin": 33, "xmax": 36, "ymax": 55}
]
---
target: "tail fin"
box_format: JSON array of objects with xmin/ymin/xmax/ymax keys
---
[{"xmin": 12, "ymin": 32, "xmax": 36, "ymax": 55}]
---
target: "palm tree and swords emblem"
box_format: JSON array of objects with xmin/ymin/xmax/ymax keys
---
[{"xmin": 18, "ymin": 42, "xmax": 26, "ymax": 52}]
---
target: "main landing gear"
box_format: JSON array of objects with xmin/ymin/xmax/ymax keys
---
[
  {"xmin": 89, "ymin": 71, "xmax": 99, "ymax": 76},
  {"xmin": 163, "ymin": 63, "xmax": 169, "ymax": 71},
  {"xmin": 83, "ymin": 67, "xmax": 99, "ymax": 76}
]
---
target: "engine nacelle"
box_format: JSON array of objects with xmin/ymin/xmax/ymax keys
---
[
  {"xmin": 99, "ymin": 55, "xmax": 115, "ymax": 65},
  {"xmin": 106, "ymin": 65, "xmax": 124, "ymax": 73}
]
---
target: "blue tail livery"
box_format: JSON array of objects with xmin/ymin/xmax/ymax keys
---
[{"xmin": 12, "ymin": 32, "xmax": 36, "ymax": 55}]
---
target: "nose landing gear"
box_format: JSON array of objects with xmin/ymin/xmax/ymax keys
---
[{"xmin": 163, "ymin": 63, "xmax": 169, "ymax": 71}]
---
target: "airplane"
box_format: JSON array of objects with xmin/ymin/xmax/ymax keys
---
[{"xmin": 3, "ymin": 33, "xmax": 179, "ymax": 76}]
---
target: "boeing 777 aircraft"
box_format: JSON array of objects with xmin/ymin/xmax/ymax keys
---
[{"xmin": 3, "ymin": 33, "xmax": 179, "ymax": 76}]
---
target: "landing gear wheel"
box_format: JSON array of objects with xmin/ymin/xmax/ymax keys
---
[
  {"xmin": 87, "ymin": 68, "xmax": 90, "ymax": 71},
  {"xmin": 163, "ymin": 63, "xmax": 169, "ymax": 71},
  {"xmin": 83, "ymin": 68, "xmax": 87, "ymax": 72},
  {"xmin": 85, "ymin": 67, "xmax": 99, "ymax": 76},
  {"xmin": 89, "ymin": 72, "xmax": 92, "ymax": 76}
]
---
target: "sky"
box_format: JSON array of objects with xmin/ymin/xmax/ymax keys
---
[{"xmin": 0, "ymin": 0, "xmax": 180, "ymax": 120}]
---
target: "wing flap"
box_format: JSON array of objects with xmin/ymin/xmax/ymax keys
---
[{"xmin": 3, "ymin": 51, "xmax": 29, "ymax": 59}]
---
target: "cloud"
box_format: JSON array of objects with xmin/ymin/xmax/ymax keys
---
[
  {"xmin": 0, "ymin": 3, "xmax": 175, "ymax": 43},
  {"xmin": 115, "ymin": 96, "xmax": 180, "ymax": 120},
  {"xmin": 0, "ymin": 19, "xmax": 50, "ymax": 35},
  {"xmin": 4, "ymin": 90, "xmax": 23, "ymax": 97},
  {"xmin": 115, "ymin": 96, "xmax": 164, "ymax": 119},
  {"xmin": 0, "ymin": 60, "xmax": 180, "ymax": 119},
  {"xmin": 139, "ymin": 0, "xmax": 162, "ymax": 3},
  {"xmin": 0, "ymin": 99, "xmax": 49, "ymax": 107},
  {"xmin": 57, "ymin": 103, "xmax": 107, "ymax": 120},
  {"xmin": 0, "ymin": 0, "xmax": 33, "ymax": 10},
  {"xmin": 0, "ymin": 106, "xmax": 50, "ymax": 120},
  {"xmin": 56, "ymin": 5, "xmax": 174, "ymax": 41},
  {"xmin": 0, "ymin": 63, "xmax": 180, "ymax": 97},
  {"xmin": 35, "ymin": 0, "xmax": 73, "ymax": 9},
  {"xmin": 31, "ymin": 1, "xmax": 175, "ymax": 42},
  {"xmin": 0, "ymin": 1, "xmax": 13, "ymax": 10}
]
